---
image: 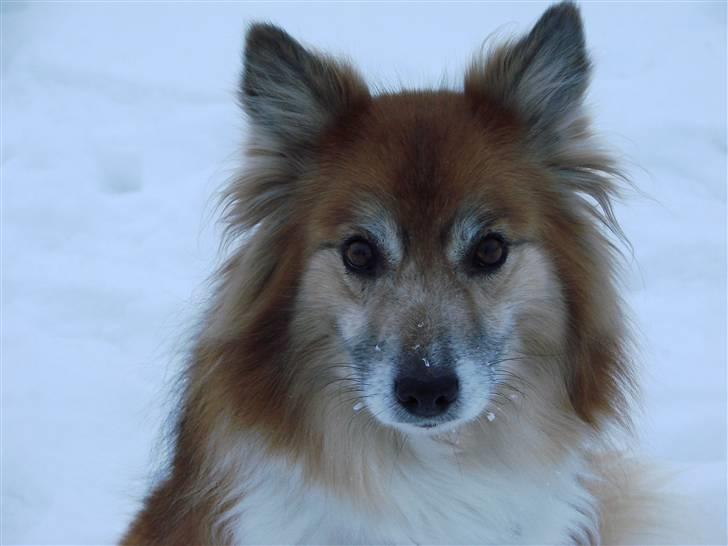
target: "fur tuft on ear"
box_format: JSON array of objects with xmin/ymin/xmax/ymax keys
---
[
  {"xmin": 466, "ymin": 3, "xmax": 627, "ymax": 244},
  {"xmin": 220, "ymin": 24, "xmax": 370, "ymax": 248},
  {"xmin": 465, "ymin": 2, "xmax": 590, "ymax": 149},
  {"xmin": 241, "ymin": 23, "xmax": 370, "ymax": 153}
]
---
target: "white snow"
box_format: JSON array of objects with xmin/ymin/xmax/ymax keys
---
[
  {"xmin": 2, "ymin": 2, "xmax": 725, "ymax": 544},
  {"xmin": 353, "ymin": 402, "xmax": 365, "ymax": 412},
  {"xmin": 486, "ymin": 412, "xmax": 496, "ymax": 423}
]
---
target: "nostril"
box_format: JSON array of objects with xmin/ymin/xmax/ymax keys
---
[{"xmin": 395, "ymin": 382, "xmax": 416, "ymax": 403}]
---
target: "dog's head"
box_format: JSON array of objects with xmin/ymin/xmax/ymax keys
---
[{"xmin": 218, "ymin": 2, "xmax": 632, "ymax": 440}]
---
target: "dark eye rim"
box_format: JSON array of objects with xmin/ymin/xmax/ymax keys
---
[
  {"xmin": 342, "ymin": 236, "xmax": 379, "ymax": 276},
  {"xmin": 469, "ymin": 233, "xmax": 509, "ymax": 273}
]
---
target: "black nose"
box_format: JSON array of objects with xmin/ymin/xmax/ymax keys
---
[{"xmin": 395, "ymin": 373, "xmax": 459, "ymax": 418}]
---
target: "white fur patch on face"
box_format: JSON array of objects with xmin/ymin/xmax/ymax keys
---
[
  {"xmin": 504, "ymin": 243, "xmax": 567, "ymax": 345},
  {"xmin": 451, "ymin": 356, "xmax": 493, "ymax": 423},
  {"xmin": 337, "ymin": 307, "xmax": 368, "ymax": 344},
  {"xmin": 358, "ymin": 354, "xmax": 398, "ymax": 427}
]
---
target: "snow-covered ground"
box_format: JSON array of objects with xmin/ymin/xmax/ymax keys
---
[{"xmin": 2, "ymin": 2, "xmax": 725, "ymax": 544}]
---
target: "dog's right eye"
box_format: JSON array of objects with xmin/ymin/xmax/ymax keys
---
[
  {"xmin": 342, "ymin": 238, "xmax": 377, "ymax": 275},
  {"xmin": 469, "ymin": 234, "xmax": 508, "ymax": 273}
]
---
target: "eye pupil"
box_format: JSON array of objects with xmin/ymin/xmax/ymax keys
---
[
  {"xmin": 344, "ymin": 239, "xmax": 376, "ymax": 272},
  {"xmin": 473, "ymin": 235, "xmax": 506, "ymax": 269}
]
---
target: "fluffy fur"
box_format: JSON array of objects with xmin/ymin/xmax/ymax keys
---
[{"xmin": 123, "ymin": 3, "xmax": 693, "ymax": 544}]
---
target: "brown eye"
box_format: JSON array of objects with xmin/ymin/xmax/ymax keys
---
[
  {"xmin": 472, "ymin": 234, "xmax": 507, "ymax": 271},
  {"xmin": 343, "ymin": 238, "xmax": 377, "ymax": 274}
]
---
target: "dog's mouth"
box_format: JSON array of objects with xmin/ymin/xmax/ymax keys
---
[
  {"xmin": 385, "ymin": 406, "xmax": 473, "ymax": 435},
  {"xmin": 389, "ymin": 416, "xmax": 469, "ymax": 436}
]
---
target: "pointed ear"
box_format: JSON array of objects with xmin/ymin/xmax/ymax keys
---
[
  {"xmin": 241, "ymin": 23, "xmax": 370, "ymax": 152},
  {"xmin": 465, "ymin": 2, "xmax": 590, "ymax": 147}
]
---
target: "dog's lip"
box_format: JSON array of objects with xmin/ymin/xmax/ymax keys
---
[
  {"xmin": 397, "ymin": 417, "xmax": 454, "ymax": 428},
  {"xmin": 401, "ymin": 412, "xmax": 462, "ymax": 429},
  {"xmin": 394, "ymin": 418, "xmax": 463, "ymax": 434}
]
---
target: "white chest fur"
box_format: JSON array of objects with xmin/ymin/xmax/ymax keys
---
[{"xmin": 225, "ymin": 437, "xmax": 598, "ymax": 545}]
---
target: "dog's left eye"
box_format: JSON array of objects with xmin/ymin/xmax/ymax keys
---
[
  {"xmin": 343, "ymin": 238, "xmax": 377, "ymax": 275},
  {"xmin": 471, "ymin": 234, "xmax": 508, "ymax": 271}
]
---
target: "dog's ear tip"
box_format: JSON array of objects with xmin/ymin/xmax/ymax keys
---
[
  {"xmin": 243, "ymin": 22, "xmax": 298, "ymax": 59},
  {"xmin": 464, "ymin": 1, "xmax": 592, "ymax": 149},
  {"xmin": 245, "ymin": 22, "xmax": 286, "ymax": 42},
  {"xmin": 239, "ymin": 21, "xmax": 368, "ymax": 149},
  {"xmin": 540, "ymin": 1, "xmax": 583, "ymax": 24},
  {"xmin": 532, "ymin": 2, "xmax": 586, "ymax": 44}
]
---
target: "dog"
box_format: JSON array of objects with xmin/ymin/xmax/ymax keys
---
[{"xmin": 123, "ymin": 3, "xmax": 692, "ymax": 544}]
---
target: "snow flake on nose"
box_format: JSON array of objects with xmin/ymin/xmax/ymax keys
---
[
  {"xmin": 422, "ymin": 357, "xmax": 430, "ymax": 367},
  {"xmin": 486, "ymin": 412, "xmax": 496, "ymax": 422},
  {"xmin": 353, "ymin": 402, "xmax": 364, "ymax": 412}
]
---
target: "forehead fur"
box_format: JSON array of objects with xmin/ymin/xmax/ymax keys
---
[{"xmin": 309, "ymin": 92, "xmax": 544, "ymax": 243}]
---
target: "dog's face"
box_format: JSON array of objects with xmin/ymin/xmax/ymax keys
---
[
  {"xmin": 298, "ymin": 95, "xmax": 567, "ymax": 434},
  {"xmin": 231, "ymin": 3, "xmax": 629, "ymax": 438}
]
